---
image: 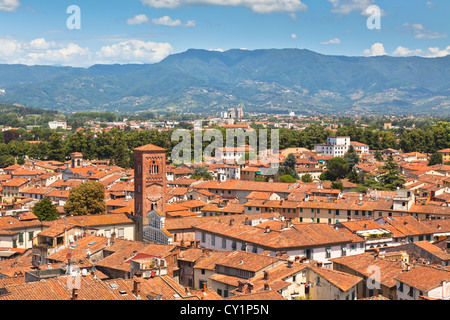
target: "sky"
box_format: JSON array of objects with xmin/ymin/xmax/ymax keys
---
[{"xmin": 0, "ymin": 0, "xmax": 448, "ymax": 67}]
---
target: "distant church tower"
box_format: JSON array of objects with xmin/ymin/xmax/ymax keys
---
[{"xmin": 133, "ymin": 144, "xmax": 168, "ymax": 242}]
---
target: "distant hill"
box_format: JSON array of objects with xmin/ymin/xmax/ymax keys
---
[{"xmin": 0, "ymin": 48, "xmax": 448, "ymax": 115}]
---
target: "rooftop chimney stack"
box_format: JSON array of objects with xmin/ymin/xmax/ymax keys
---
[
  {"xmin": 133, "ymin": 278, "xmax": 141, "ymax": 297},
  {"xmin": 71, "ymin": 288, "xmax": 78, "ymax": 300}
]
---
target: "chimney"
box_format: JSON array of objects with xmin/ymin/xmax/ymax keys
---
[
  {"xmin": 287, "ymin": 260, "xmax": 293, "ymax": 268},
  {"xmin": 438, "ymin": 224, "xmax": 442, "ymax": 230},
  {"xmin": 230, "ymin": 219, "xmax": 234, "ymax": 226},
  {"xmin": 265, "ymin": 226, "xmax": 271, "ymax": 233},
  {"xmin": 247, "ymin": 283, "xmax": 253, "ymax": 293},
  {"xmin": 263, "ymin": 271, "xmax": 269, "ymax": 280},
  {"xmin": 264, "ymin": 283, "xmax": 270, "ymax": 291},
  {"xmin": 238, "ymin": 281, "xmax": 245, "ymax": 292},
  {"xmin": 111, "ymin": 232, "xmax": 116, "ymax": 244},
  {"xmin": 244, "ymin": 217, "xmax": 249, "ymax": 225},
  {"xmin": 133, "ymin": 278, "xmax": 141, "ymax": 296},
  {"xmin": 71, "ymin": 288, "xmax": 78, "ymax": 300},
  {"xmin": 203, "ymin": 282, "xmax": 207, "ymax": 293}
]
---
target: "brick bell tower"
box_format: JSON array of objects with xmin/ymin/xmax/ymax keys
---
[{"xmin": 133, "ymin": 144, "xmax": 167, "ymax": 241}]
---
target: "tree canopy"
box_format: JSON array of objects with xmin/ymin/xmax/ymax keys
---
[
  {"xmin": 33, "ymin": 197, "xmax": 59, "ymax": 221},
  {"xmin": 64, "ymin": 181, "xmax": 106, "ymax": 216}
]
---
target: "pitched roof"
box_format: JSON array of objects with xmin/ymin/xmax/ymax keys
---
[
  {"xmin": 134, "ymin": 144, "xmax": 166, "ymax": 152},
  {"xmin": 394, "ymin": 264, "xmax": 450, "ymax": 292},
  {"xmin": 308, "ymin": 266, "xmax": 363, "ymax": 292}
]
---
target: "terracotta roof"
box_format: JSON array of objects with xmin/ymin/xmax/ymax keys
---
[
  {"xmin": 225, "ymin": 290, "xmax": 286, "ymax": 300},
  {"xmin": 330, "ymin": 252, "xmax": 404, "ymax": 288},
  {"xmin": 394, "ymin": 264, "xmax": 450, "ymax": 292},
  {"xmin": 308, "ymin": 266, "xmax": 363, "ymax": 292},
  {"xmin": 134, "ymin": 144, "xmax": 166, "ymax": 152}
]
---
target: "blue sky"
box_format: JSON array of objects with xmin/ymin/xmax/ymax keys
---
[{"xmin": 0, "ymin": 0, "xmax": 448, "ymax": 66}]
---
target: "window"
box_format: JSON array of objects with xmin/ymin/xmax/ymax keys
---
[
  {"xmin": 398, "ymin": 282, "xmax": 403, "ymax": 292},
  {"xmin": 355, "ymin": 210, "xmax": 359, "ymax": 216},
  {"xmin": 328, "ymin": 209, "xmax": 332, "ymax": 214},
  {"xmin": 326, "ymin": 247, "xmax": 331, "ymax": 259},
  {"xmin": 347, "ymin": 210, "xmax": 351, "ymax": 216},
  {"xmin": 105, "ymin": 230, "xmax": 111, "ymax": 238},
  {"xmin": 336, "ymin": 210, "xmax": 339, "ymax": 216},
  {"xmin": 29, "ymin": 231, "xmax": 34, "ymax": 241},
  {"xmin": 18, "ymin": 233, "xmax": 24, "ymax": 243},
  {"xmin": 118, "ymin": 228, "xmax": 124, "ymax": 239},
  {"xmin": 408, "ymin": 286, "xmax": 414, "ymax": 297},
  {"xmin": 217, "ymin": 289, "xmax": 222, "ymax": 296},
  {"xmin": 211, "ymin": 235, "xmax": 215, "ymax": 246},
  {"xmin": 222, "ymin": 237, "xmax": 226, "ymax": 249},
  {"xmin": 201, "ymin": 232, "xmax": 206, "ymax": 243},
  {"xmin": 341, "ymin": 245, "xmax": 347, "ymax": 257}
]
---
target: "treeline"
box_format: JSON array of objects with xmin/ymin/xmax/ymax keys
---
[{"xmin": 0, "ymin": 121, "xmax": 449, "ymax": 169}]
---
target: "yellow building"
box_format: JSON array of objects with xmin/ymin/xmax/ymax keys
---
[{"xmin": 437, "ymin": 149, "xmax": 450, "ymax": 162}]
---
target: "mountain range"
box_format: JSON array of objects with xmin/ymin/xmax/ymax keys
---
[{"xmin": 0, "ymin": 48, "xmax": 449, "ymax": 115}]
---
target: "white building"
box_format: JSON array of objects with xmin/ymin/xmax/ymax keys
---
[
  {"xmin": 48, "ymin": 121, "xmax": 67, "ymax": 130},
  {"xmin": 314, "ymin": 136, "xmax": 351, "ymax": 157},
  {"xmin": 215, "ymin": 146, "xmax": 255, "ymax": 164},
  {"xmin": 193, "ymin": 219, "xmax": 365, "ymax": 267},
  {"xmin": 394, "ymin": 264, "xmax": 450, "ymax": 300},
  {"xmin": 350, "ymin": 141, "xmax": 370, "ymax": 154},
  {"xmin": 143, "ymin": 210, "xmax": 173, "ymax": 245}
]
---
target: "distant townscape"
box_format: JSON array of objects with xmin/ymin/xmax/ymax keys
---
[{"xmin": 0, "ymin": 104, "xmax": 450, "ymax": 301}]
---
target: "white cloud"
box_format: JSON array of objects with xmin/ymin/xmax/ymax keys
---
[
  {"xmin": 151, "ymin": 16, "xmax": 196, "ymax": 27},
  {"xmin": 392, "ymin": 46, "xmax": 423, "ymax": 57},
  {"xmin": 0, "ymin": 38, "xmax": 174, "ymax": 67},
  {"xmin": 402, "ymin": 22, "xmax": 447, "ymax": 39},
  {"xmin": 0, "ymin": 0, "xmax": 20, "ymax": 12},
  {"xmin": 97, "ymin": 40, "xmax": 174, "ymax": 64},
  {"xmin": 363, "ymin": 42, "xmax": 387, "ymax": 56},
  {"xmin": 141, "ymin": 0, "xmax": 308, "ymax": 14},
  {"xmin": 126, "ymin": 14, "xmax": 150, "ymax": 25},
  {"xmin": 328, "ymin": 0, "xmax": 383, "ymax": 16},
  {"xmin": 291, "ymin": 33, "xmax": 298, "ymax": 40},
  {"xmin": 320, "ymin": 38, "xmax": 341, "ymax": 45},
  {"xmin": 391, "ymin": 45, "xmax": 450, "ymax": 58},
  {"xmin": 427, "ymin": 46, "xmax": 450, "ymax": 58},
  {"xmin": 426, "ymin": 1, "xmax": 435, "ymax": 8}
]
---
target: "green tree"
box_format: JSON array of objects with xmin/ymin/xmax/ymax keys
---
[
  {"xmin": 301, "ymin": 173, "xmax": 313, "ymax": 183},
  {"xmin": 379, "ymin": 155, "xmax": 405, "ymax": 190},
  {"xmin": 429, "ymin": 152, "xmax": 443, "ymax": 166},
  {"xmin": 344, "ymin": 145, "xmax": 359, "ymax": 169},
  {"xmin": 280, "ymin": 174, "xmax": 297, "ymax": 183},
  {"xmin": 47, "ymin": 132, "xmax": 66, "ymax": 162},
  {"xmin": 327, "ymin": 157, "xmax": 350, "ymax": 181},
  {"xmin": 374, "ymin": 150, "xmax": 383, "ymax": 162},
  {"xmin": 33, "ymin": 197, "xmax": 59, "ymax": 221},
  {"xmin": 331, "ymin": 180, "xmax": 344, "ymax": 191},
  {"xmin": 64, "ymin": 181, "xmax": 106, "ymax": 216},
  {"xmin": 16, "ymin": 155, "xmax": 25, "ymax": 165},
  {"xmin": 279, "ymin": 153, "xmax": 299, "ymax": 179},
  {"xmin": 191, "ymin": 166, "xmax": 213, "ymax": 180},
  {"xmin": 347, "ymin": 168, "xmax": 360, "ymax": 184}
]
